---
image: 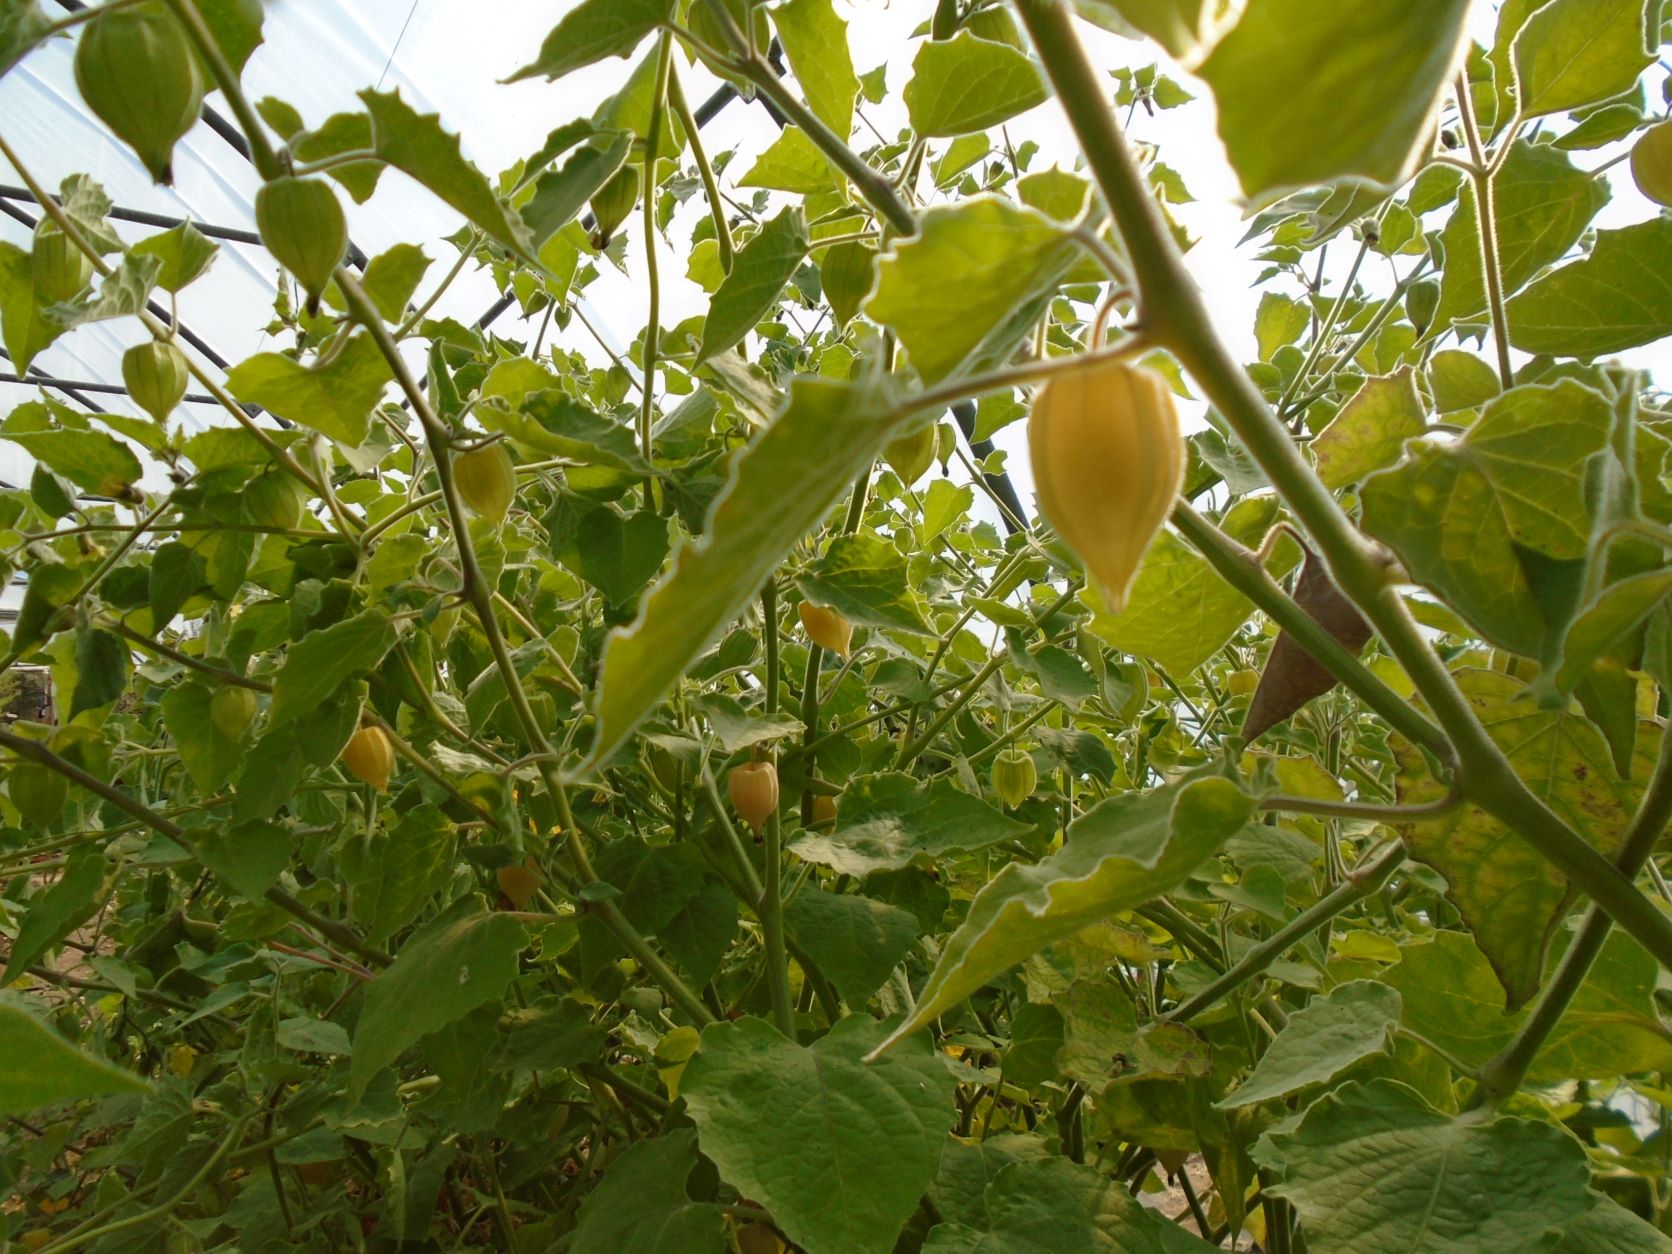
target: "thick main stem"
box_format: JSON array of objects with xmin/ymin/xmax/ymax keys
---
[
  {"xmin": 1015, "ymin": 0, "xmax": 1672, "ymax": 977},
  {"xmin": 759, "ymin": 579, "xmax": 795, "ymax": 1036}
]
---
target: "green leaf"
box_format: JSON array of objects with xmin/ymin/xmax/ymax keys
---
[
  {"xmin": 161, "ymin": 684, "xmax": 243, "ymax": 792},
  {"xmin": 1073, "ymin": 0, "xmax": 1214, "ymax": 60},
  {"xmin": 132, "ymin": 221, "xmax": 219, "ymax": 294},
  {"xmin": 225, "ymin": 333, "xmax": 393, "ymax": 445},
  {"xmin": 1554, "ymin": 568, "xmax": 1672, "ymax": 694},
  {"xmin": 1361, "ymin": 380, "xmax": 1613, "ymax": 656},
  {"xmin": 196, "ymin": 0, "xmax": 264, "ymax": 74},
  {"xmin": 772, "ymin": 0, "xmax": 860, "ymax": 134},
  {"xmin": 0, "ymin": 0, "xmax": 54, "ymax": 78},
  {"xmin": 795, "ymin": 532, "xmax": 933, "ymax": 635},
  {"xmin": 1007, "ymin": 632, "xmax": 1097, "ymax": 709},
  {"xmin": 1391, "ymin": 670, "xmax": 1644, "ymax": 1008},
  {"xmin": 1311, "ymin": 368, "xmax": 1426, "ymax": 489},
  {"xmin": 523, "ymin": 131, "xmax": 632, "ymax": 245},
  {"xmin": 903, "ymin": 31, "xmax": 1049, "ymax": 137},
  {"xmin": 1197, "ymin": 0, "xmax": 1471, "ymax": 198},
  {"xmin": 1217, "ymin": 981, "xmax": 1402, "ymax": 1109},
  {"xmin": 353, "ymin": 243, "xmax": 431, "ymax": 323},
  {"xmin": 681, "ymin": 1015, "xmax": 955, "ymax": 1254},
  {"xmin": 481, "ymin": 389, "xmax": 650, "ymax": 473},
  {"xmin": 867, "ymin": 197, "xmax": 1079, "ymax": 385},
  {"xmin": 342, "ymin": 805, "xmax": 457, "ymax": 947},
  {"xmin": 1512, "ymin": 0, "xmax": 1658, "ymax": 118},
  {"xmin": 1427, "ymin": 140, "xmax": 1608, "ymax": 337},
  {"xmin": 586, "ymin": 377, "xmax": 902, "ymax": 771},
  {"xmin": 1506, "ymin": 217, "xmax": 1672, "ymax": 356},
  {"xmin": 739, "ymin": 127, "xmax": 843, "ymax": 193},
  {"xmin": 783, "ymin": 887, "xmax": 919, "ymax": 1004},
  {"xmin": 0, "ymin": 239, "xmax": 66, "ymax": 372},
  {"xmin": 0, "ymin": 425, "xmax": 142, "ymax": 496},
  {"xmin": 2, "ymin": 846, "xmax": 106, "ymax": 985},
  {"xmin": 924, "ymin": 1155, "xmax": 1217, "ymax": 1253},
  {"xmin": 360, "ymin": 88, "xmax": 534, "ymax": 262},
  {"xmin": 789, "ymin": 772, "xmax": 1030, "ymax": 877},
  {"xmin": 1428, "ymin": 349, "xmax": 1501, "ymax": 414},
  {"xmin": 148, "ymin": 542, "xmax": 204, "ymax": 629},
  {"xmin": 193, "ymin": 820, "xmax": 290, "ymax": 900},
  {"xmin": 49, "ymin": 253, "xmax": 161, "ymax": 327},
  {"xmin": 268, "ymin": 609, "xmax": 397, "ymax": 729},
  {"xmin": 349, "ymin": 900, "xmax": 526, "ymax": 1098},
  {"xmin": 0, "ymin": 1003, "xmax": 147, "ymax": 1114},
  {"xmin": 691, "ymin": 694, "xmax": 804, "ymax": 754},
  {"xmin": 1258, "ymin": 1078, "xmax": 1668, "ymax": 1253},
  {"xmin": 871, "ymin": 773, "xmax": 1255, "ymax": 1057},
  {"xmin": 505, "ymin": 0, "xmax": 673, "ymax": 83},
  {"xmin": 1085, "ymin": 529, "xmax": 1256, "ymax": 675},
  {"xmin": 547, "ymin": 498, "xmax": 669, "ymax": 606},
  {"xmin": 68, "ymin": 625, "xmax": 126, "ymax": 718},
  {"xmin": 571, "ymin": 1131, "xmax": 725, "ymax": 1254},
  {"xmin": 1254, "ymin": 292, "xmax": 1310, "ymax": 361},
  {"xmin": 695, "ymin": 207, "xmax": 809, "ymax": 365},
  {"xmin": 1383, "ymin": 928, "xmax": 1672, "ymax": 1083}
]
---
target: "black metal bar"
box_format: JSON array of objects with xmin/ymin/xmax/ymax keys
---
[
  {"xmin": 0, "ymin": 371, "xmax": 219, "ymax": 404},
  {"xmin": 0, "ymin": 185, "xmax": 262, "ymax": 244},
  {"xmin": 0, "ymin": 349, "xmax": 101, "ymax": 410}
]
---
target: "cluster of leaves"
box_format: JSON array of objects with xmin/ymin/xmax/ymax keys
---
[{"xmin": 1, "ymin": 0, "xmax": 1672, "ymax": 1250}]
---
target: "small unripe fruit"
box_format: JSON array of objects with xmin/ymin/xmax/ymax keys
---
[
  {"xmin": 74, "ymin": 3, "xmax": 205, "ymax": 184},
  {"xmin": 454, "ymin": 444, "xmax": 516, "ymax": 523},
  {"xmin": 10, "ymin": 761, "xmax": 68, "ymax": 825},
  {"xmin": 811, "ymin": 793, "xmax": 837, "ymax": 825},
  {"xmin": 122, "ymin": 341, "xmax": 189, "ymax": 423},
  {"xmin": 1631, "ymin": 120, "xmax": 1672, "ymax": 208},
  {"xmin": 728, "ymin": 760, "xmax": 779, "ymax": 834},
  {"xmin": 168, "ymin": 1043, "xmax": 197, "ymax": 1077},
  {"xmin": 341, "ymin": 725, "xmax": 395, "ymax": 792},
  {"xmin": 992, "ymin": 750, "xmax": 1037, "ymax": 809},
  {"xmin": 883, "ymin": 424, "xmax": 936, "ymax": 485},
  {"xmin": 799, "ymin": 601, "xmax": 853, "ymax": 658},
  {"xmin": 210, "ymin": 686, "xmax": 259, "ymax": 739},
  {"xmin": 256, "ymin": 175, "xmax": 348, "ymax": 314},
  {"xmin": 244, "ymin": 471, "xmax": 308, "ymax": 531},
  {"xmin": 1226, "ymin": 669, "xmax": 1260, "ymax": 697},
  {"xmin": 1028, "ymin": 359, "xmax": 1185, "ymax": 613},
  {"xmin": 589, "ymin": 164, "xmax": 640, "ymax": 248},
  {"xmin": 31, "ymin": 226, "xmax": 93, "ymax": 303}
]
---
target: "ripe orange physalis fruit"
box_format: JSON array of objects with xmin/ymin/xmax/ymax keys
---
[
  {"xmin": 341, "ymin": 725, "xmax": 395, "ymax": 792},
  {"xmin": 728, "ymin": 759, "xmax": 779, "ymax": 834},
  {"xmin": 454, "ymin": 443, "xmax": 517, "ymax": 523},
  {"xmin": 1027, "ymin": 359, "xmax": 1186, "ymax": 613},
  {"xmin": 496, "ymin": 857, "xmax": 541, "ymax": 910},
  {"xmin": 799, "ymin": 601, "xmax": 853, "ymax": 657}
]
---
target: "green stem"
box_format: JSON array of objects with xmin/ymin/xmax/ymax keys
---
[
  {"xmin": 1275, "ymin": 231, "xmax": 1371, "ymax": 416},
  {"xmin": 1016, "ymin": 0, "xmax": 1672, "ymax": 978},
  {"xmin": 639, "ymin": 34, "xmax": 674, "ymax": 505},
  {"xmin": 1164, "ymin": 843, "xmax": 1406, "ymax": 1022},
  {"xmin": 1454, "ymin": 72, "xmax": 1514, "ymax": 388},
  {"xmin": 668, "ymin": 63, "xmax": 735, "ymax": 273},
  {"xmin": 759, "ymin": 579, "xmax": 795, "ymax": 1037},
  {"xmin": 1471, "ymin": 722, "xmax": 1672, "ymax": 1107}
]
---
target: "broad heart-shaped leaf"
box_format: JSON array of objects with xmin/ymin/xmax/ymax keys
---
[
  {"xmin": 192, "ymin": 821, "xmax": 290, "ymax": 901},
  {"xmin": 789, "ymin": 772, "xmax": 1030, "ymax": 877},
  {"xmin": 1311, "ymin": 367, "xmax": 1426, "ymax": 489},
  {"xmin": 0, "ymin": 240, "xmax": 67, "ymax": 372},
  {"xmin": 268, "ymin": 609, "xmax": 397, "ymax": 728},
  {"xmin": 866, "ymin": 197, "xmax": 1079, "ymax": 386},
  {"xmin": 132, "ymin": 221, "xmax": 219, "ymax": 294},
  {"xmin": 0, "ymin": 1, "xmax": 54, "ymax": 79},
  {"xmin": 586, "ymin": 376, "xmax": 906, "ymax": 772},
  {"xmin": 1361, "ymin": 380, "xmax": 1612, "ymax": 657},
  {"xmin": 1217, "ymin": 981, "xmax": 1401, "ymax": 1109},
  {"xmin": 0, "ymin": 428, "xmax": 142, "ymax": 496},
  {"xmin": 226, "ymin": 333, "xmax": 393, "ymax": 445},
  {"xmin": 923, "ymin": 1155, "xmax": 1217, "ymax": 1254},
  {"xmin": 903, "ymin": 31, "xmax": 1049, "ymax": 137},
  {"xmin": 772, "ymin": 0, "xmax": 860, "ymax": 135},
  {"xmin": 522, "ymin": 131, "xmax": 631, "ymax": 246},
  {"xmin": 1196, "ymin": 0, "xmax": 1470, "ymax": 199},
  {"xmin": 1553, "ymin": 568, "xmax": 1672, "ymax": 695},
  {"xmin": 480, "ymin": 389, "xmax": 649, "ymax": 474},
  {"xmin": 681, "ymin": 1015, "xmax": 955, "ymax": 1254},
  {"xmin": 1425, "ymin": 140, "xmax": 1608, "ymax": 339},
  {"xmin": 870, "ymin": 773, "xmax": 1255, "ymax": 1059},
  {"xmin": 1384, "ymin": 928, "xmax": 1672, "ymax": 1085},
  {"xmin": 783, "ymin": 887, "xmax": 920, "ymax": 1005},
  {"xmin": 571, "ymin": 1130, "xmax": 725, "ymax": 1254},
  {"xmin": 546, "ymin": 497, "xmax": 669, "ymax": 607},
  {"xmin": 695, "ymin": 207, "xmax": 808, "ymax": 365},
  {"xmin": 340, "ymin": 804, "xmax": 457, "ymax": 947},
  {"xmin": 796, "ymin": 532, "xmax": 933, "ymax": 635},
  {"xmin": 505, "ymin": 0, "xmax": 672, "ymax": 83},
  {"xmin": 1392, "ymin": 670, "xmax": 1645, "ymax": 1009},
  {"xmin": 349, "ymin": 899, "xmax": 526, "ymax": 1099},
  {"xmin": 161, "ymin": 683, "xmax": 244, "ymax": 792},
  {"xmin": 739, "ymin": 126, "xmax": 843, "ymax": 194},
  {"xmin": 360, "ymin": 89, "xmax": 533, "ymax": 263},
  {"xmin": 1506, "ymin": 217, "xmax": 1672, "ymax": 357},
  {"xmin": 1256, "ymin": 1078, "xmax": 1671, "ymax": 1253},
  {"xmin": 1512, "ymin": 0, "xmax": 1658, "ymax": 119},
  {"xmin": 0, "ymin": 1003, "xmax": 147, "ymax": 1115}
]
